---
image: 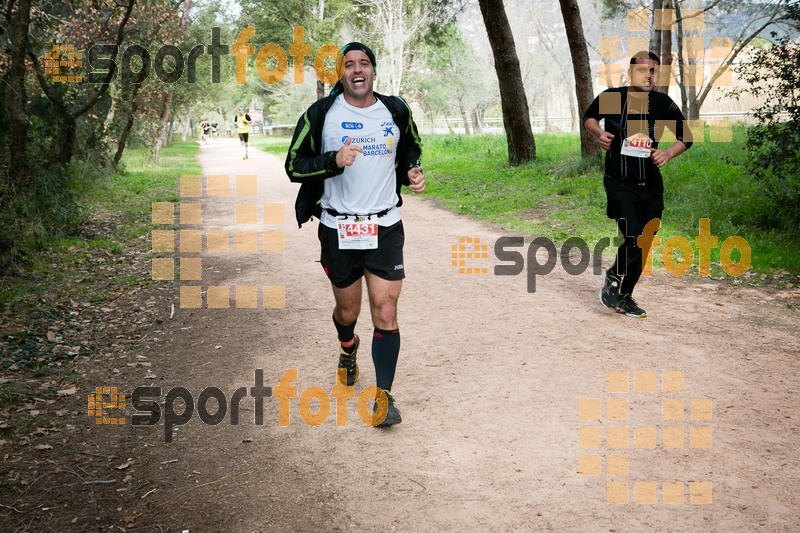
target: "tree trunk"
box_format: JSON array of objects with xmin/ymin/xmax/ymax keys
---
[
  {"xmin": 558, "ymin": 0, "xmax": 599, "ymax": 158},
  {"xmin": 568, "ymin": 89, "xmax": 577, "ymax": 133},
  {"xmin": 675, "ymin": 2, "xmax": 699, "ymax": 119},
  {"xmin": 478, "ymin": 0, "xmax": 536, "ymax": 164},
  {"xmin": 459, "ymin": 101, "xmax": 472, "ymax": 135},
  {"xmin": 471, "ymin": 108, "xmax": 483, "ymax": 134},
  {"xmin": 8, "ymin": 0, "xmax": 32, "ymax": 190},
  {"xmin": 543, "ymin": 94, "xmax": 550, "ymax": 131},
  {"xmin": 689, "ymin": 99, "xmax": 700, "ymax": 122},
  {"xmin": 151, "ymin": 0, "xmax": 189, "ymax": 161},
  {"xmin": 660, "ymin": 0, "xmax": 673, "ymax": 94},
  {"xmin": 58, "ymin": 114, "xmax": 77, "ymax": 165},
  {"xmin": 101, "ymin": 94, "xmax": 119, "ymax": 147},
  {"xmin": 151, "ymin": 89, "xmax": 173, "ymax": 163},
  {"xmin": 652, "ymin": 0, "xmax": 673, "ymax": 94},
  {"xmin": 650, "ymin": 0, "xmax": 663, "ymax": 60},
  {"xmin": 113, "ymin": 87, "xmax": 140, "ymax": 167},
  {"xmin": 317, "ymin": 0, "xmax": 326, "ymax": 100}
]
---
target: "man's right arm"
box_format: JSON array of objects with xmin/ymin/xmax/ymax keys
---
[
  {"xmin": 584, "ymin": 118, "xmax": 614, "ymax": 150},
  {"xmin": 284, "ymin": 111, "xmax": 344, "ymax": 184},
  {"xmin": 582, "ymin": 93, "xmax": 614, "ymax": 151}
]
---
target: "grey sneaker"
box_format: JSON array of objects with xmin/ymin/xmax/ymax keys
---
[
  {"xmin": 600, "ymin": 269, "xmax": 621, "ymax": 309},
  {"xmin": 372, "ymin": 389, "xmax": 402, "ymax": 427},
  {"xmin": 337, "ymin": 335, "xmax": 359, "ymax": 386}
]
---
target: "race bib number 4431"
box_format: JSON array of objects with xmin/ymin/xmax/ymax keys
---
[{"xmin": 337, "ymin": 222, "xmax": 378, "ymax": 250}]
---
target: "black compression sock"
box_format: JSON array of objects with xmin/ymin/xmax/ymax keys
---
[
  {"xmin": 372, "ymin": 328, "xmax": 400, "ymax": 391},
  {"xmin": 333, "ymin": 313, "xmax": 356, "ymax": 351}
]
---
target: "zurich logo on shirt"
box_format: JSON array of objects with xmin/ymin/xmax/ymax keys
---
[
  {"xmin": 341, "ymin": 135, "xmax": 349, "ymax": 144},
  {"xmin": 341, "ymin": 122, "xmax": 364, "ymax": 130}
]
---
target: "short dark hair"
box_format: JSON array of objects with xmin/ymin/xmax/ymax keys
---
[{"xmin": 630, "ymin": 51, "xmax": 661, "ymax": 65}]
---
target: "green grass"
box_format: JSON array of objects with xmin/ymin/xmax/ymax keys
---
[
  {"xmin": 423, "ymin": 127, "xmax": 800, "ymax": 275},
  {"xmin": 0, "ymin": 142, "xmax": 200, "ymax": 310},
  {"xmin": 249, "ymin": 129, "xmax": 799, "ymax": 274},
  {"xmin": 91, "ymin": 142, "xmax": 201, "ymax": 239},
  {"xmin": 251, "ymin": 136, "xmax": 292, "ymax": 158}
]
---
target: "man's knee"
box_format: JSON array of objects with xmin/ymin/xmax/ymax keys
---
[
  {"xmin": 372, "ymin": 300, "xmax": 398, "ymax": 329},
  {"xmin": 336, "ymin": 306, "xmax": 359, "ymax": 325},
  {"xmin": 334, "ymin": 289, "xmax": 362, "ymax": 324}
]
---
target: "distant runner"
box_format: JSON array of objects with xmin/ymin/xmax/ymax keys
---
[{"xmin": 234, "ymin": 107, "xmax": 252, "ymax": 160}]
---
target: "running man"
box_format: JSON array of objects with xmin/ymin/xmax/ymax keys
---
[
  {"xmin": 583, "ymin": 51, "xmax": 693, "ymax": 318},
  {"xmin": 234, "ymin": 107, "xmax": 251, "ymax": 159},
  {"xmin": 285, "ymin": 42, "xmax": 424, "ymax": 427},
  {"xmin": 202, "ymin": 119, "xmax": 211, "ymax": 144}
]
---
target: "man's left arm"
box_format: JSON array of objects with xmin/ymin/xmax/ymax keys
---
[
  {"xmin": 650, "ymin": 99, "xmax": 693, "ymax": 168},
  {"xmin": 397, "ymin": 98, "xmax": 425, "ymax": 193}
]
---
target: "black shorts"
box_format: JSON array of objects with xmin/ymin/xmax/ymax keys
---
[
  {"xmin": 318, "ymin": 221, "xmax": 405, "ymax": 288},
  {"xmin": 238, "ymin": 133, "xmax": 249, "ymax": 143},
  {"xmin": 603, "ymin": 176, "xmax": 664, "ymax": 220}
]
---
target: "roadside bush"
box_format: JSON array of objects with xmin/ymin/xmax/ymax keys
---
[{"xmin": 735, "ymin": 1, "xmax": 800, "ymax": 231}]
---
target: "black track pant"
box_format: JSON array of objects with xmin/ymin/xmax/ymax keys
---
[{"xmin": 604, "ymin": 177, "xmax": 664, "ymax": 297}]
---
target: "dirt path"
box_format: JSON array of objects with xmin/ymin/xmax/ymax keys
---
[{"xmin": 144, "ymin": 136, "xmax": 799, "ymax": 531}]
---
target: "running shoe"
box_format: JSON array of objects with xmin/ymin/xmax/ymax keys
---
[
  {"xmin": 600, "ymin": 269, "xmax": 621, "ymax": 309},
  {"xmin": 373, "ymin": 389, "xmax": 402, "ymax": 427},
  {"xmin": 616, "ymin": 294, "xmax": 647, "ymax": 318},
  {"xmin": 337, "ymin": 334, "xmax": 360, "ymax": 386}
]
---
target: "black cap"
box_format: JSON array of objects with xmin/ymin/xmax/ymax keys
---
[
  {"xmin": 330, "ymin": 42, "xmax": 377, "ymax": 97},
  {"xmin": 341, "ymin": 42, "xmax": 376, "ymax": 72}
]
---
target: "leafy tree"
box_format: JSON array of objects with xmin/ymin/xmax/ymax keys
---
[
  {"xmin": 239, "ymin": 0, "xmax": 351, "ymax": 104},
  {"xmin": 734, "ymin": 1, "xmax": 800, "ymax": 228},
  {"xmin": 600, "ymin": 0, "xmax": 791, "ymax": 119},
  {"xmin": 408, "ymin": 25, "xmax": 494, "ymax": 135},
  {"xmin": 26, "ymin": 0, "xmax": 136, "ymax": 166}
]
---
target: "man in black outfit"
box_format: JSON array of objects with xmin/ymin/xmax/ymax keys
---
[{"xmin": 583, "ymin": 51, "xmax": 693, "ymax": 318}]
